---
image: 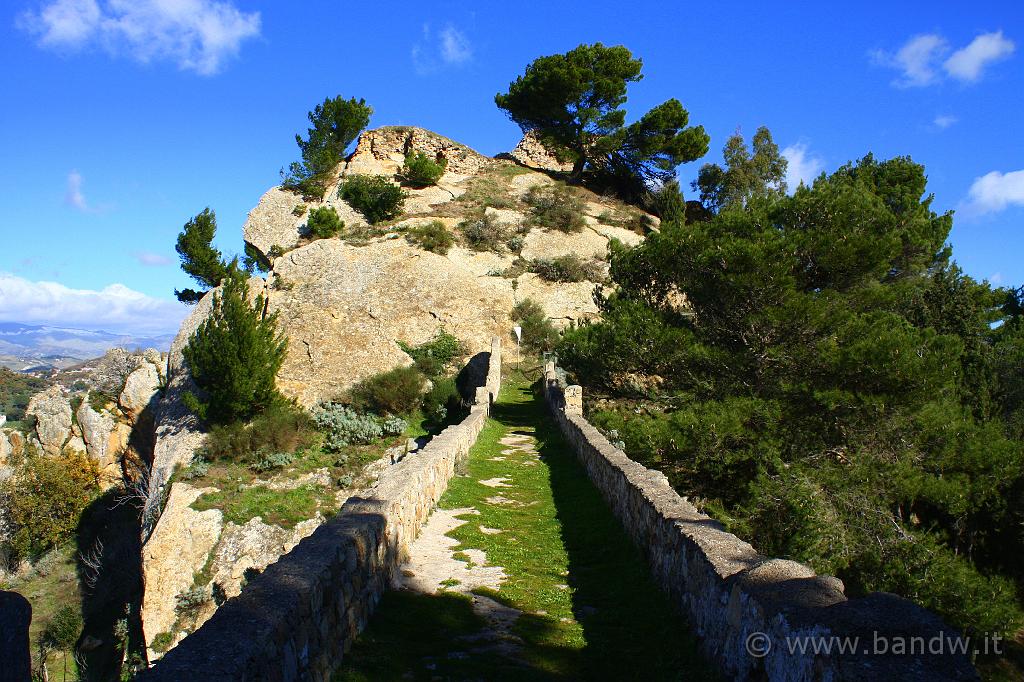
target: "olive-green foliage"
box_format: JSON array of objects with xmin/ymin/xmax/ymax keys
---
[
  {"xmin": 524, "ymin": 185, "xmax": 586, "ymax": 233},
  {"xmin": 174, "ymin": 208, "xmax": 229, "ymax": 304},
  {"xmin": 349, "ymin": 366, "xmax": 426, "ymax": 416},
  {"xmin": 401, "ymin": 151, "xmax": 447, "ymax": 187},
  {"xmin": 43, "ymin": 605, "xmax": 82, "ymax": 651},
  {"xmin": 306, "ymin": 205, "xmax": 344, "ymax": 239},
  {"xmin": 693, "ymin": 126, "xmax": 788, "ymax": 213},
  {"xmin": 182, "ymin": 273, "xmax": 288, "ymax": 425},
  {"xmin": 650, "ymin": 179, "xmax": 686, "ymax": 223},
  {"xmin": 0, "ymin": 367, "xmax": 48, "ymax": 423},
  {"xmin": 422, "ymin": 376, "xmax": 465, "ymax": 426},
  {"xmin": 338, "ymin": 175, "xmax": 407, "ymax": 224},
  {"xmin": 0, "ymin": 450, "xmax": 100, "ymax": 562},
  {"xmin": 512, "ymin": 299, "xmax": 559, "ymax": 354},
  {"xmin": 495, "ymin": 42, "xmax": 709, "ymax": 194},
  {"xmin": 282, "ymin": 96, "xmax": 372, "ymax": 199},
  {"xmin": 398, "ymin": 330, "xmax": 465, "ymax": 378},
  {"xmin": 459, "ymin": 212, "xmax": 508, "ymax": 252},
  {"xmin": 531, "ymin": 255, "xmax": 604, "ymax": 283},
  {"xmin": 200, "ymin": 401, "xmax": 317, "ymax": 463},
  {"xmin": 405, "ymin": 220, "xmax": 455, "ymax": 255},
  {"xmin": 560, "ymin": 154, "xmax": 1024, "ymax": 636}
]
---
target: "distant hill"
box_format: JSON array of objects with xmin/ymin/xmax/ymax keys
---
[{"xmin": 0, "ymin": 322, "xmax": 175, "ymax": 371}]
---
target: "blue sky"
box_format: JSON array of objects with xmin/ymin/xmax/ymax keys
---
[{"xmin": 0, "ymin": 0, "xmax": 1021, "ymax": 336}]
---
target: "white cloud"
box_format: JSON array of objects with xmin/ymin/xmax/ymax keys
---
[
  {"xmin": 871, "ymin": 34, "xmax": 948, "ymax": 87},
  {"xmin": 0, "ymin": 272, "xmax": 188, "ymax": 335},
  {"xmin": 871, "ymin": 30, "xmax": 1015, "ymax": 87},
  {"xmin": 412, "ymin": 23, "xmax": 473, "ymax": 74},
  {"xmin": 933, "ymin": 114, "xmax": 958, "ymax": 129},
  {"xmin": 990, "ymin": 272, "xmax": 1004, "ymax": 285},
  {"xmin": 781, "ymin": 143, "xmax": 824, "ymax": 192},
  {"xmin": 133, "ymin": 251, "xmax": 173, "ymax": 266},
  {"xmin": 65, "ymin": 170, "xmax": 89, "ymax": 211},
  {"xmin": 18, "ymin": 0, "xmax": 261, "ymax": 75},
  {"xmin": 944, "ymin": 30, "xmax": 1015, "ymax": 82},
  {"xmin": 963, "ymin": 169, "xmax": 1024, "ymax": 216}
]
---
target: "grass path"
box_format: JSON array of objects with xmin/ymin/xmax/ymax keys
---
[{"xmin": 336, "ymin": 373, "xmax": 717, "ymax": 681}]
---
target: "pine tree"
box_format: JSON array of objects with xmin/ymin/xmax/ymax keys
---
[
  {"xmin": 693, "ymin": 126, "xmax": 788, "ymax": 213},
  {"xmin": 174, "ymin": 208, "xmax": 228, "ymax": 304},
  {"xmin": 182, "ymin": 269, "xmax": 288, "ymax": 424}
]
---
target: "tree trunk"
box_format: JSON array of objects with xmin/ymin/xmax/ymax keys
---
[{"xmin": 569, "ymin": 157, "xmax": 586, "ymax": 184}]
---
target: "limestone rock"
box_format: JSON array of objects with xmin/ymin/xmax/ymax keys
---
[
  {"xmin": 208, "ymin": 517, "xmax": 320, "ymax": 602},
  {"xmin": 269, "ymin": 239, "xmax": 515, "ymax": 407},
  {"xmin": 141, "ymin": 483, "xmax": 223, "ymax": 654},
  {"xmin": 348, "ymin": 126, "xmax": 491, "ymax": 177},
  {"xmin": 484, "ymin": 207, "xmax": 526, "ymax": 229},
  {"xmin": 0, "ymin": 431, "xmax": 9, "ymax": 467},
  {"xmin": 77, "ymin": 401, "xmax": 128, "ymax": 487},
  {"xmin": 120, "ymin": 362, "xmax": 161, "ymax": 420},
  {"xmin": 241, "ymin": 186, "xmax": 309, "ymax": 262},
  {"xmin": 521, "ymin": 226, "xmax": 612, "ymax": 261},
  {"xmin": 505, "ymin": 131, "xmax": 574, "ymax": 173},
  {"xmin": 26, "ymin": 385, "xmax": 71, "ymax": 455},
  {"xmin": 516, "ymin": 275, "xmax": 602, "ymax": 327}
]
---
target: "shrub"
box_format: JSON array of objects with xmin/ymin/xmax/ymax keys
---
[
  {"xmin": 312, "ymin": 404, "xmax": 383, "ymax": 450},
  {"xmin": 201, "ymin": 401, "xmax": 316, "ymax": 462},
  {"xmin": 512, "ymin": 299, "xmax": 560, "ymax": 353},
  {"xmin": 406, "ymin": 220, "xmax": 455, "ymax": 255},
  {"xmin": 0, "ymin": 450, "xmax": 101, "ymax": 561},
  {"xmin": 524, "ymin": 185, "xmax": 586, "ymax": 233},
  {"xmin": 459, "ymin": 212, "xmax": 508, "ymax": 252},
  {"xmin": 349, "ymin": 366, "xmax": 426, "ymax": 416},
  {"xmin": 401, "ymin": 151, "xmax": 447, "ymax": 187},
  {"xmin": 398, "ymin": 330, "xmax": 465, "ymax": 378},
  {"xmin": 182, "ymin": 272, "xmax": 288, "ymax": 425},
  {"xmin": 250, "ymin": 451, "xmax": 295, "ymax": 474},
  {"xmin": 306, "ymin": 205, "xmax": 344, "ymax": 239},
  {"xmin": 339, "ymin": 175, "xmax": 407, "ymax": 224},
  {"xmin": 381, "ymin": 416, "xmax": 408, "ymax": 437},
  {"xmin": 174, "ymin": 586, "xmax": 209, "ymax": 620},
  {"xmin": 530, "ymin": 255, "xmax": 604, "ymax": 283},
  {"xmin": 179, "ymin": 457, "xmax": 210, "ymax": 481},
  {"xmin": 422, "ymin": 376, "xmax": 465, "ymax": 425},
  {"xmin": 292, "ymin": 204, "xmax": 308, "ymax": 217}
]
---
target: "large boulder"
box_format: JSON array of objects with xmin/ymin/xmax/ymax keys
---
[
  {"xmin": 26, "ymin": 385, "xmax": 71, "ymax": 455},
  {"xmin": 77, "ymin": 400, "xmax": 131, "ymax": 488},
  {"xmin": 503, "ymin": 130, "xmax": 574, "ymax": 173},
  {"xmin": 141, "ymin": 483, "xmax": 223, "ymax": 656},
  {"xmin": 119, "ymin": 361, "xmax": 161, "ymax": 420}
]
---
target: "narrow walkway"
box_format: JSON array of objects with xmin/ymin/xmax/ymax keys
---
[{"xmin": 335, "ymin": 373, "xmax": 717, "ymax": 681}]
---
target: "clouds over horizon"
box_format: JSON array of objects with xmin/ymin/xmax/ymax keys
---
[
  {"xmin": 782, "ymin": 143, "xmax": 824, "ymax": 192},
  {"xmin": 412, "ymin": 23, "xmax": 473, "ymax": 74},
  {"xmin": 18, "ymin": 0, "xmax": 261, "ymax": 75},
  {"xmin": 963, "ymin": 169, "xmax": 1024, "ymax": 217},
  {"xmin": 0, "ymin": 272, "xmax": 188, "ymax": 335},
  {"xmin": 871, "ymin": 30, "xmax": 1015, "ymax": 88}
]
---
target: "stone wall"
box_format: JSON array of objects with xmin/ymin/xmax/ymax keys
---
[
  {"xmin": 138, "ymin": 338, "xmax": 501, "ymax": 681},
  {"xmin": 541, "ymin": 363, "xmax": 977, "ymax": 682}
]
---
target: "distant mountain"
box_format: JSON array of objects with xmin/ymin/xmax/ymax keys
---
[{"xmin": 0, "ymin": 322, "xmax": 175, "ymax": 371}]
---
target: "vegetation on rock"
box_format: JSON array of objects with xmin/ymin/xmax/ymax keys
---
[
  {"xmin": 530, "ymin": 255, "xmax": 604, "ymax": 283},
  {"xmin": 405, "ymin": 220, "xmax": 455, "ymax": 255},
  {"xmin": 398, "ymin": 329, "xmax": 465, "ymax": 378},
  {"xmin": 348, "ymin": 366, "xmax": 426, "ymax": 417},
  {"xmin": 174, "ymin": 208, "xmax": 229, "ymax": 304},
  {"xmin": 306, "ymin": 205, "xmax": 344, "ymax": 239},
  {"xmin": 512, "ymin": 299, "xmax": 560, "ymax": 353},
  {"xmin": 338, "ymin": 174, "xmax": 406, "ymax": 224},
  {"xmin": 524, "ymin": 184, "xmax": 587, "ymax": 233},
  {"xmin": 495, "ymin": 42, "xmax": 709, "ymax": 198},
  {"xmin": 282, "ymin": 96, "xmax": 372, "ymax": 199},
  {"xmin": 400, "ymin": 150, "xmax": 447, "ymax": 187},
  {"xmin": 182, "ymin": 273, "xmax": 287, "ymax": 425}
]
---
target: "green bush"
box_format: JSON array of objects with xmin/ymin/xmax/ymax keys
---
[
  {"xmin": 0, "ymin": 450, "xmax": 101, "ymax": 561},
  {"xmin": 306, "ymin": 205, "xmax": 344, "ymax": 239},
  {"xmin": 459, "ymin": 213, "xmax": 508, "ymax": 252},
  {"xmin": 530, "ymin": 255, "xmax": 604, "ymax": 283},
  {"xmin": 406, "ymin": 220, "xmax": 455, "ymax": 255},
  {"xmin": 349, "ymin": 366, "xmax": 426, "ymax": 416},
  {"xmin": 512, "ymin": 299, "xmax": 560, "ymax": 353},
  {"xmin": 339, "ymin": 175, "xmax": 407, "ymax": 224},
  {"xmin": 398, "ymin": 330, "xmax": 465, "ymax": 377},
  {"xmin": 422, "ymin": 376, "xmax": 465, "ymax": 425},
  {"xmin": 313, "ymin": 403, "xmax": 384, "ymax": 449},
  {"xmin": 525, "ymin": 185, "xmax": 586, "ymax": 233},
  {"xmin": 201, "ymin": 401, "xmax": 316, "ymax": 462},
  {"xmin": 182, "ymin": 272, "xmax": 288, "ymax": 425},
  {"xmin": 401, "ymin": 151, "xmax": 447, "ymax": 187},
  {"xmin": 250, "ymin": 451, "xmax": 295, "ymax": 474}
]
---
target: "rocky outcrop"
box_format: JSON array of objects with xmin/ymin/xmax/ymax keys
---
[
  {"xmin": 142, "ymin": 483, "xmax": 224, "ymax": 655},
  {"xmin": 120, "ymin": 361, "xmax": 161, "ymax": 420},
  {"xmin": 504, "ymin": 130, "xmax": 574, "ymax": 173},
  {"xmin": 77, "ymin": 400, "xmax": 131, "ymax": 487},
  {"xmin": 26, "ymin": 385, "xmax": 71, "ymax": 455}
]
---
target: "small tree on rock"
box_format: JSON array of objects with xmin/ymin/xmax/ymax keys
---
[
  {"xmin": 174, "ymin": 208, "xmax": 229, "ymax": 304},
  {"xmin": 283, "ymin": 96, "xmax": 372, "ymax": 199},
  {"xmin": 182, "ymin": 269, "xmax": 288, "ymax": 425}
]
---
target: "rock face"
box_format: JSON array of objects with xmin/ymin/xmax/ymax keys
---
[
  {"xmin": 504, "ymin": 130, "xmax": 574, "ymax": 173},
  {"xmin": 26, "ymin": 385, "xmax": 71, "ymax": 455},
  {"xmin": 119, "ymin": 361, "xmax": 161, "ymax": 420},
  {"xmin": 77, "ymin": 400, "xmax": 131, "ymax": 487},
  {"xmin": 141, "ymin": 483, "xmax": 224, "ymax": 654}
]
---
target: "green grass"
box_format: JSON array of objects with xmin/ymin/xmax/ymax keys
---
[
  {"xmin": 192, "ymin": 483, "xmax": 335, "ymax": 528},
  {"xmin": 335, "ymin": 371, "xmax": 717, "ymax": 681}
]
